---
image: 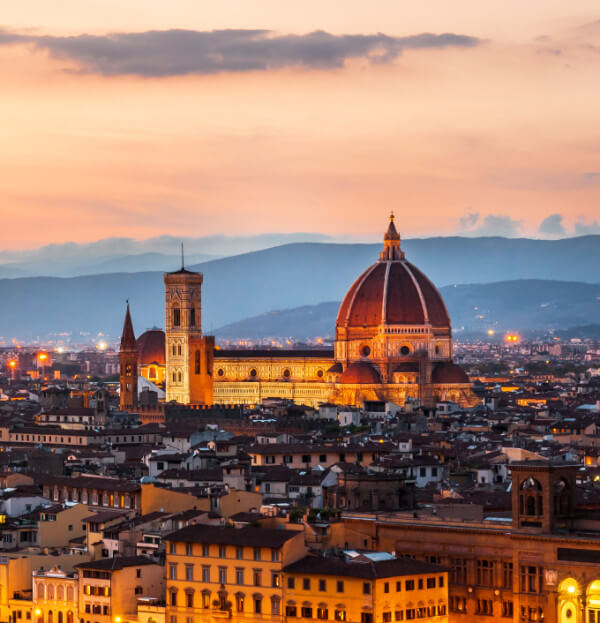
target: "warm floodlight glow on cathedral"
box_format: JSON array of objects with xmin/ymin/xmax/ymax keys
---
[{"xmin": 121, "ymin": 215, "xmax": 477, "ymax": 409}]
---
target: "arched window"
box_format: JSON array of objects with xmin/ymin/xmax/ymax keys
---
[
  {"xmin": 173, "ymin": 307, "xmax": 181, "ymax": 327},
  {"xmin": 190, "ymin": 308, "xmax": 196, "ymax": 327},
  {"xmin": 37, "ymin": 584, "xmax": 45, "ymax": 600},
  {"xmin": 173, "ymin": 371, "xmax": 177, "ymax": 383},
  {"xmin": 58, "ymin": 613, "xmax": 63, "ymax": 623},
  {"xmin": 554, "ymin": 479, "xmax": 570, "ymax": 516},
  {"xmin": 520, "ymin": 477, "xmax": 542, "ymax": 517},
  {"xmin": 66, "ymin": 588, "xmax": 73, "ymax": 602},
  {"xmin": 57, "ymin": 586, "xmax": 64, "ymax": 601},
  {"xmin": 172, "ymin": 344, "xmax": 177, "ymax": 356},
  {"xmin": 177, "ymin": 345, "xmax": 182, "ymax": 356},
  {"xmin": 48, "ymin": 585, "xmax": 55, "ymax": 600},
  {"xmin": 195, "ymin": 350, "xmax": 201, "ymax": 375},
  {"xmin": 178, "ymin": 371, "xmax": 182, "ymax": 383},
  {"xmin": 66, "ymin": 612, "xmax": 73, "ymax": 623},
  {"xmin": 271, "ymin": 596, "xmax": 281, "ymax": 616},
  {"xmin": 48, "ymin": 611, "xmax": 53, "ymax": 623}
]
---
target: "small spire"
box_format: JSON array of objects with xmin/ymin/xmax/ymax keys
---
[
  {"xmin": 120, "ymin": 301, "xmax": 136, "ymax": 351},
  {"xmin": 181, "ymin": 242, "xmax": 185, "ymax": 271},
  {"xmin": 380, "ymin": 212, "xmax": 404, "ymax": 261}
]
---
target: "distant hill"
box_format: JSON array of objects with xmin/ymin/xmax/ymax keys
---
[
  {"xmin": 213, "ymin": 280, "xmax": 600, "ymax": 338},
  {"xmin": 0, "ymin": 237, "xmax": 600, "ymax": 341}
]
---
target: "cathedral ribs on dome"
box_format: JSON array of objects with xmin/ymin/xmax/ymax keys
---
[{"xmin": 332, "ymin": 214, "xmax": 467, "ymax": 404}]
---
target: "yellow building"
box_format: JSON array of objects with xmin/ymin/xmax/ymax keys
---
[
  {"xmin": 75, "ymin": 557, "xmax": 164, "ymax": 623},
  {"xmin": 164, "ymin": 525, "xmax": 448, "ymax": 623},
  {"xmin": 283, "ymin": 552, "xmax": 448, "ymax": 623},
  {"xmin": 32, "ymin": 566, "xmax": 77, "ymax": 623},
  {"xmin": 0, "ymin": 556, "xmax": 32, "ymax": 623},
  {"xmin": 164, "ymin": 525, "xmax": 306, "ymax": 623}
]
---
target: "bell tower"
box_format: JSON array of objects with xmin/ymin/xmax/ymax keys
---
[
  {"xmin": 164, "ymin": 258, "xmax": 213, "ymax": 404},
  {"xmin": 119, "ymin": 302, "xmax": 138, "ymax": 411}
]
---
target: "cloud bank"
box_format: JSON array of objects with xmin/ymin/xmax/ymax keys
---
[
  {"xmin": 0, "ymin": 28, "xmax": 481, "ymax": 76},
  {"xmin": 457, "ymin": 212, "xmax": 522, "ymax": 237}
]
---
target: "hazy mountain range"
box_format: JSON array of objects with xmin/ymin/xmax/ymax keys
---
[{"xmin": 0, "ymin": 236, "xmax": 599, "ymax": 341}]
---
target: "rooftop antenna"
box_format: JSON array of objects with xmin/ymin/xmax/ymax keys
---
[{"xmin": 181, "ymin": 242, "xmax": 185, "ymax": 270}]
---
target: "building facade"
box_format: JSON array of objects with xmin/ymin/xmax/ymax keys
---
[{"xmin": 120, "ymin": 216, "xmax": 476, "ymax": 409}]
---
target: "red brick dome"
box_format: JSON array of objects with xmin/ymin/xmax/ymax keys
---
[
  {"xmin": 136, "ymin": 329, "xmax": 165, "ymax": 365},
  {"xmin": 339, "ymin": 362, "xmax": 381, "ymax": 384},
  {"xmin": 336, "ymin": 259, "xmax": 450, "ymax": 329},
  {"xmin": 431, "ymin": 361, "xmax": 469, "ymax": 384}
]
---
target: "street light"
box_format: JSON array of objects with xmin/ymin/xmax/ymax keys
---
[{"xmin": 8, "ymin": 359, "xmax": 16, "ymax": 384}]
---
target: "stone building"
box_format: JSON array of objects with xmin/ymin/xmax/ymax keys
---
[{"xmin": 120, "ymin": 215, "xmax": 477, "ymax": 409}]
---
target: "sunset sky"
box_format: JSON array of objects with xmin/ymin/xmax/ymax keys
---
[{"xmin": 2, "ymin": 1, "xmax": 600, "ymax": 249}]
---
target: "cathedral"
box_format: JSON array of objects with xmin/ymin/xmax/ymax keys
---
[{"xmin": 120, "ymin": 216, "xmax": 477, "ymax": 410}]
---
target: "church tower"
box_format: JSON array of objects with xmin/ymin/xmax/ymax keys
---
[
  {"xmin": 119, "ymin": 302, "xmax": 138, "ymax": 411},
  {"xmin": 164, "ymin": 260, "xmax": 214, "ymax": 404}
]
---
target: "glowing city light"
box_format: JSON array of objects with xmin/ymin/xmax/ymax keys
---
[
  {"xmin": 8, "ymin": 360, "xmax": 16, "ymax": 368},
  {"xmin": 97, "ymin": 341, "xmax": 107, "ymax": 351},
  {"xmin": 504, "ymin": 334, "xmax": 520, "ymax": 343},
  {"xmin": 487, "ymin": 329, "xmax": 495, "ymax": 336},
  {"xmin": 38, "ymin": 353, "xmax": 48, "ymax": 361}
]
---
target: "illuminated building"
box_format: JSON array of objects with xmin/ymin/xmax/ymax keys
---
[
  {"xmin": 334, "ymin": 461, "xmax": 600, "ymax": 623},
  {"xmin": 164, "ymin": 525, "xmax": 448, "ymax": 623},
  {"xmin": 120, "ymin": 215, "xmax": 476, "ymax": 408}
]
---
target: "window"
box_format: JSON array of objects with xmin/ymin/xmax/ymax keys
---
[
  {"xmin": 170, "ymin": 617, "xmax": 177, "ymax": 623},
  {"xmin": 236, "ymin": 595, "xmax": 244, "ymax": 612},
  {"xmin": 450, "ymin": 558, "xmax": 467, "ymax": 584},
  {"xmin": 450, "ymin": 597, "xmax": 466, "ymax": 613},
  {"xmin": 173, "ymin": 308, "xmax": 181, "ymax": 326},
  {"xmin": 301, "ymin": 607, "xmax": 313, "ymax": 619},
  {"xmin": 503, "ymin": 562, "xmax": 513, "ymax": 588},
  {"xmin": 405, "ymin": 580, "xmax": 414, "ymax": 591},
  {"xmin": 396, "ymin": 581, "xmax": 402, "ymax": 592},
  {"xmin": 416, "ymin": 607, "xmax": 426, "ymax": 618},
  {"xmin": 271, "ymin": 549, "xmax": 280, "ymax": 562},
  {"xmin": 288, "ymin": 577, "xmax": 295, "ymax": 590},
  {"xmin": 320, "ymin": 454, "xmax": 327, "ymax": 463},
  {"xmin": 405, "ymin": 609, "xmax": 415, "ymax": 621},
  {"xmin": 336, "ymin": 580, "xmax": 344, "ymax": 593},
  {"xmin": 202, "ymin": 544, "xmax": 209, "ymax": 557},
  {"xmin": 186, "ymin": 543, "xmax": 193, "ymax": 556},
  {"xmin": 218, "ymin": 567, "xmax": 227, "ymax": 584},
  {"xmin": 335, "ymin": 611, "xmax": 346, "ymax": 621},
  {"xmin": 253, "ymin": 547, "xmax": 261, "ymax": 561},
  {"xmin": 186, "ymin": 592, "xmax": 193, "ymax": 608},
  {"xmin": 427, "ymin": 578, "xmax": 436, "ymax": 589},
  {"xmin": 520, "ymin": 566, "xmax": 543, "ymax": 593},
  {"xmin": 254, "ymin": 598, "xmax": 262, "ymax": 614},
  {"xmin": 219, "ymin": 545, "xmax": 226, "ymax": 558},
  {"xmin": 502, "ymin": 601, "xmax": 513, "ymax": 618},
  {"xmin": 185, "ymin": 565, "xmax": 194, "ymax": 581},
  {"xmin": 383, "ymin": 613, "xmax": 392, "ymax": 623},
  {"xmin": 361, "ymin": 614, "xmax": 373, "ymax": 623},
  {"xmin": 236, "ymin": 546, "xmax": 244, "ymax": 560},
  {"xmin": 169, "ymin": 564, "xmax": 177, "ymax": 580},
  {"xmin": 286, "ymin": 606, "xmax": 297, "ymax": 618},
  {"xmin": 303, "ymin": 578, "xmax": 311, "ymax": 591},
  {"xmin": 395, "ymin": 611, "xmax": 404, "ymax": 621},
  {"xmin": 236, "ymin": 569, "xmax": 244, "ymax": 585},
  {"xmin": 384, "ymin": 582, "xmax": 389, "ymax": 593},
  {"xmin": 170, "ymin": 590, "xmax": 177, "ymax": 607},
  {"xmin": 476, "ymin": 599, "xmax": 493, "ymax": 616},
  {"xmin": 136, "ymin": 568, "xmax": 142, "ymax": 578},
  {"xmin": 317, "ymin": 607, "xmax": 328, "ymax": 620},
  {"xmin": 418, "ymin": 579, "xmax": 423, "ymax": 590},
  {"xmin": 253, "ymin": 571, "xmax": 262, "ymax": 587},
  {"xmin": 202, "ymin": 592, "xmax": 210, "ymax": 609},
  {"xmin": 190, "ymin": 308, "xmax": 196, "ymax": 327},
  {"xmin": 363, "ymin": 582, "xmax": 371, "ymax": 595},
  {"xmin": 272, "ymin": 598, "xmax": 281, "ymax": 616},
  {"xmin": 302, "ymin": 455, "xmax": 312, "ymax": 463},
  {"xmin": 169, "ymin": 542, "xmax": 176, "ymax": 555},
  {"xmin": 202, "ymin": 566, "xmax": 210, "ymax": 582},
  {"xmin": 477, "ymin": 560, "xmax": 494, "ymax": 586},
  {"xmin": 135, "ymin": 586, "xmax": 143, "ymax": 595},
  {"xmin": 319, "ymin": 579, "xmax": 326, "ymax": 592}
]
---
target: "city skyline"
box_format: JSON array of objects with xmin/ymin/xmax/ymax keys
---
[{"xmin": 2, "ymin": 1, "xmax": 600, "ymax": 248}]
